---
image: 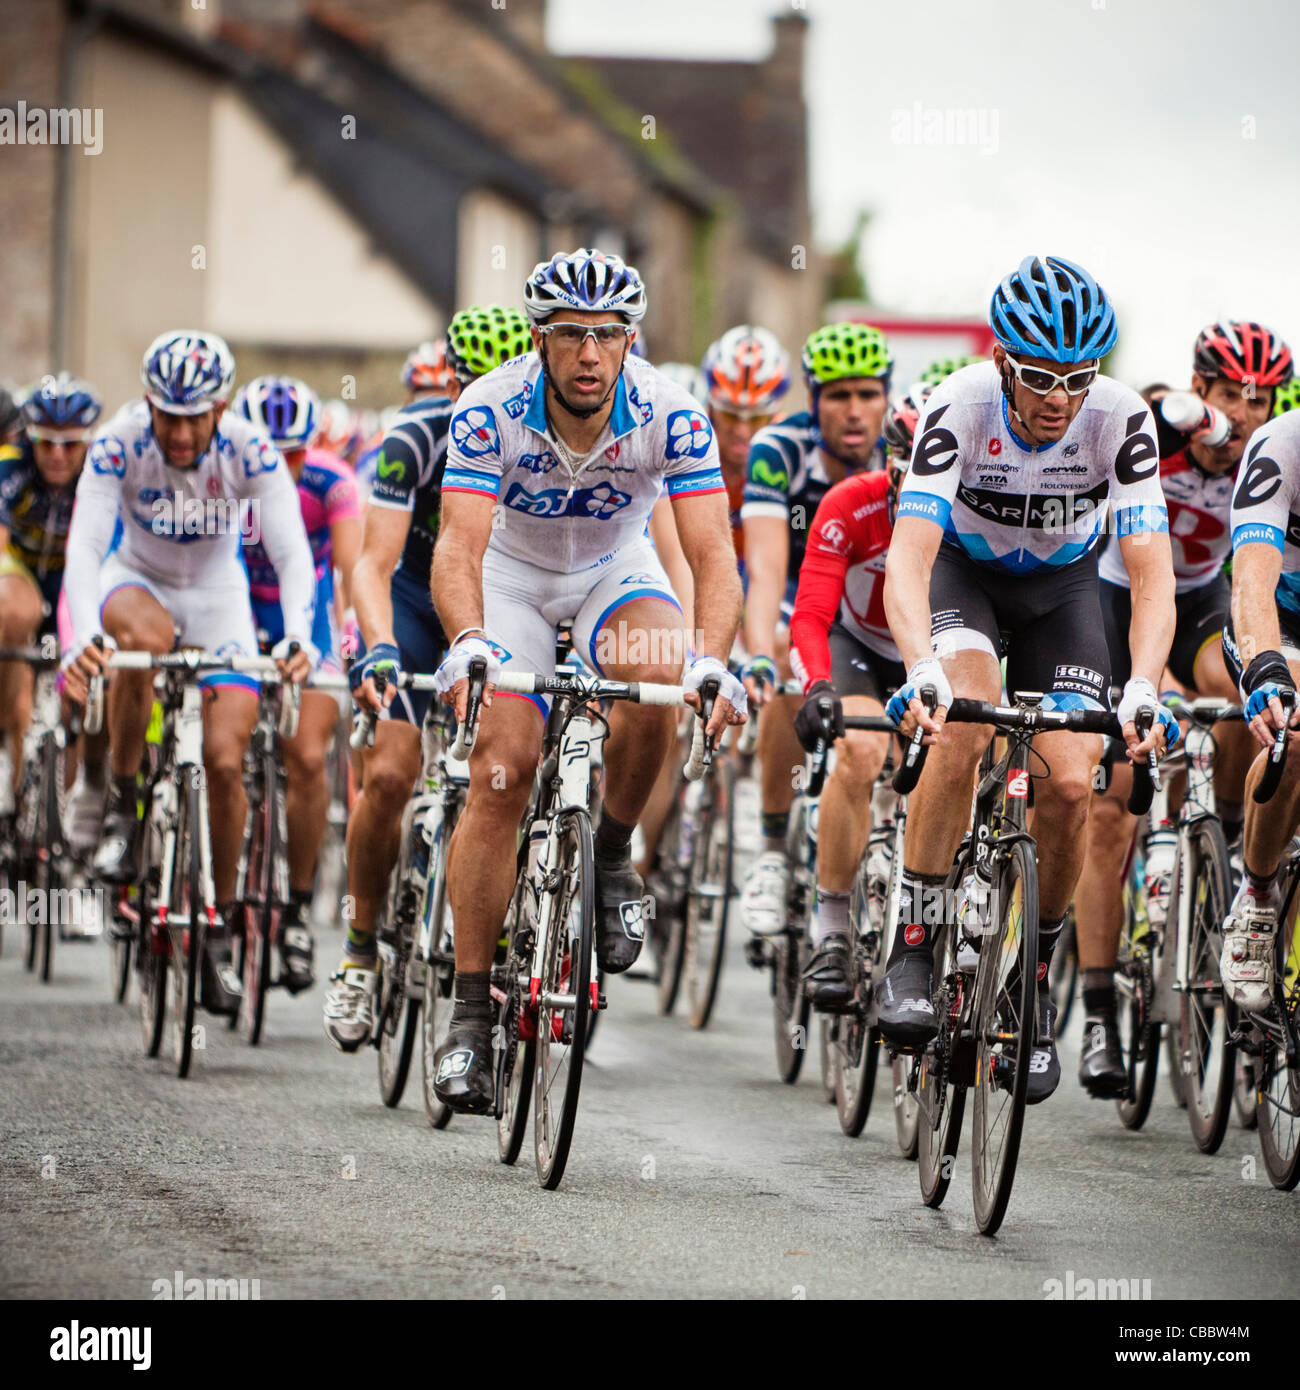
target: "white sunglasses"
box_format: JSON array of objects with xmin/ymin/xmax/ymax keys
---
[{"xmin": 1004, "ymin": 354, "xmax": 1099, "ymax": 396}]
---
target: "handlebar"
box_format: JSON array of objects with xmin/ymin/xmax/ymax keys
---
[
  {"xmin": 684, "ymin": 676, "xmax": 719, "ymax": 783},
  {"xmin": 892, "ymin": 688, "xmax": 937, "ymax": 795},
  {"xmin": 450, "ymin": 657, "xmax": 487, "ymax": 761},
  {"xmin": 350, "ymin": 666, "xmax": 388, "ymax": 751},
  {"xmin": 1254, "ymin": 690, "xmax": 1294, "ymax": 804},
  {"xmin": 1127, "ymin": 709, "xmax": 1156, "ymax": 817}
]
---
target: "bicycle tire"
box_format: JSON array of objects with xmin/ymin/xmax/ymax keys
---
[
  {"xmin": 1234, "ymin": 1052, "xmax": 1258, "ymax": 1130},
  {"xmin": 834, "ymin": 849, "xmax": 886, "ymax": 1137},
  {"xmin": 534, "ymin": 807, "xmax": 595, "ymax": 1190},
  {"xmin": 684, "ymin": 756, "xmax": 735, "ymax": 1030},
  {"xmin": 137, "ymin": 874, "xmax": 168, "ymax": 1057},
  {"xmin": 653, "ymin": 791, "xmax": 688, "ymax": 1015},
  {"xmin": 109, "ymin": 889, "xmax": 132, "ymax": 1003},
  {"xmin": 1115, "ymin": 887, "xmax": 1160, "ymax": 1129},
  {"xmin": 168, "ymin": 778, "xmax": 204, "ymax": 1079},
  {"xmin": 971, "ymin": 837, "xmax": 1039, "ymax": 1236},
  {"xmin": 1175, "ymin": 818, "xmax": 1235, "ymax": 1153},
  {"xmin": 377, "ymin": 875, "xmax": 421, "ymax": 1108},
  {"xmin": 496, "ymin": 849, "xmax": 535, "ymax": 1165},
  {"xmin": 1256, "ymin": 907, "xmax": 1300, "ymax": 1189},
  {"xmin": 1048, "ymin": 908, "xmax": 1078, "ymax": 1031},
  {"xmin": 238, "ymin": 752, "xmax": 276, "ymax": 1046},
  {"xmin": 772, "ymin": 928, "xmax": 810, "ymax": 1084},
  {"xmin": 918, "ymin": 915, "xmax": 965, "ymax": 1207},
  {"xmin": 892, "ymin": 1056, "xmax": 921, "ymax": 1158},
  {"xmin": 35, "ymin": 735, "xmax": 64, "ymax": 983},
  {"xmin": 420, "ymin": 816, "xmax": 456, "ymax": 1131}
]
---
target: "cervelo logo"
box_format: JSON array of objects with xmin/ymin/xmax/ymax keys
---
[{"xmin": 1007, "ymin": 769, "xmax": 1029, "ymax": 798}]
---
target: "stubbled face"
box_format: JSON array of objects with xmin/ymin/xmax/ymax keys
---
[
  {"xmin": 993, "ymin": 344, "xmax": 1090, "ymax": 445},
  {"xmin": 711, "ymin": 406, "xmax": 775, "ymax": 483},
  {"xmin": 1191, "ymin": 373, "xmax": 1273, "ymax": 474},
  {"xmin": 532, "ymin": 310, "xmax": 631, "ymax": 413},
  {"xmin": 150, "ymin": 403, "xmax": 222, "ymax": 468},
  {"xmin": 816, "ymin": 379, "xmax": 887, "ymax": 464}
]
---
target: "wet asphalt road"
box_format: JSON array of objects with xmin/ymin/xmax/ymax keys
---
[{"xmin": 2, "ymin": 911, "xmax": 1296, "ymax": 1301}]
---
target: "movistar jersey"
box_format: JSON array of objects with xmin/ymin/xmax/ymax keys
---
[
  {"xmin": 896, "ymin": 361, "xmax": 1167, "ymax": 575},
  {"xmin": 366, "ymin": 395, "xmax": 454, "ymax": 591},
  {"xmin": 1229, "ymin": 407, "xmax": 1300, "ymax": 617},
  {"xmin": 442, "ymin": 354, "xmax": 724, "ymax": 575},
  {"xmin": 740, "ymin": 411, "xmax": 883, "ymax": 583}
]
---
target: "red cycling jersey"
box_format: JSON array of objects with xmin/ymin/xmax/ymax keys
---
[{"xmin": 789, "ymin": 470, "xmax": 899, "ymax": 692}]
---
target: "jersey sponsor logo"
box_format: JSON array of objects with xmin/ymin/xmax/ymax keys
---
[
  {"xmin": 518, "ymin": 450, "xmax": 559, "ymax": 475},
  {"xmin": 903, "ymin": 924, "xmax": 925, "ymax": 946},
  {"xmin": 665, "ymin": 409, "xmax": 714, "ymax": 460},
  {"xmin": 749, "ymin": 454, "xmax": 788, "ymax": 489},
  {"xmin": 621, "ymin": 571, "xmax": 657, "ymax": 585},
  {"xmin": 605, "ymin": 442, "xmax": 620, "ymax": 461},
  {"xmin": 502, "ymin": 478, "xmax": 632, "ymax": 519},
  {"xmin": 850, "ymin": 498, "xmax": 887, "ymax": 520},
  {"xmin": 956, "ymin": 477, "xmax": 1107, "ymax": 529},
  {"xmin": 1114, "ymin": 410, "xmax": 1158, "ymax": 485},
  {"xmin": 977, "ymin": 473, "xmax": 1007, "ymax": 488},
  {"xmin": 451, "ymin": 406, "xmax": 501, "ymax": 459},
  {"xmin": 502, "ymin": 382, "xmax": 533, "ymax": 419},
  {"xmin": 988, "ymin": 438, "xmax": 1002, "ymax": 455},
  {"xmin": 818, "ymin": 518, "xmax": 850, "ymax": 554},
  {"xmin": 898, "ymin": 495, "xmax": 942, "ymax": 519},
  {"xmin": 89, "ymin": 435, "xmax": 127, "ymax": 477},
  {"xmin": 376, "ymin": 449, "xmax": 405, "ymax": 482},
  {"xmin": 1054, "ymin": 663, "xmax": 1104, "ymax": 696},
  {"xmin": 1235, "ymin": 438, "xmax": 1282, "ymax": 509},
  {"xmin": 243, "ymin": 437, "xmax": 280, "ymax": 478},
  {"xmin": 1042, "ymin": 462, "xmax": 1088, "ymax": 475},
  {"xmin": 912, "ymin": 405, "xmax": 959, "ymax": 477},
  {"xmin": 627, "ymin": 381, "xmax": 653, "ymax": 425},
  {"xmin": 1063, "ymin": 443, "xmax": 1080, "ymax": 456},
  {"xmin": 1007, "ymin": 769, "xmax": 1029, "ymax": 798}
]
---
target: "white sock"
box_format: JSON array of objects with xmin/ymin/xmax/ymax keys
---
[{"xmin": 812, "ymin": 888, "xmax": 850, "ymax": 946}]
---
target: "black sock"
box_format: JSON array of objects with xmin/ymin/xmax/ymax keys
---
[
  {"xmin": 1037, "ymin": 914, "xmax": 1066, "ymax": 981},
  {"xmin": 1219, "ymin": 801, "xmax": 1243, "ymax": 847},
  {"xmin": 110, "ymin": 773, "xmax": 136, "ymax": 807},
  {"xmin": 761, "ymin": 811, "xmax": 789, "ymax": 855},
  {"xmin": 594, "ymin": 812, "xmax": 635, "ymax": 863},
  {"xmin": 450, "ymin": 970, "xmax": 491, "ymax": 1029},
  {"xmin": 1082, "ymin": 967, "xmax": 1115, "ymax": 1019},
  {"xmin": 886, "ymin": 869, "xmax": 947, "ymax": 966}
]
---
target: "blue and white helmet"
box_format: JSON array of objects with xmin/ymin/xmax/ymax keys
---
[
  {"xmin": 233, "ymin": 375, "xmax": 321, "ymax": 449},
  {"xmin": 141, "ymin": 329, "xmax": 235, "ymax": 415},
  {"xmin": 990, "ymin": 255, "xmax": 1117, "ymax": 365},
  {"xmin": 524, "ymin": 247, "xmax": 647, "ymax": 324},
  {"xmin": 22, "ymin": 371, "xmax": 102, "ymax": 434}
]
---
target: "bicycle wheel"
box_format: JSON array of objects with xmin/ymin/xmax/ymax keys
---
[
  {"xmin": 109, "ymin": 888, "xmax": 133, "ymax": 1003},
  {"xmin": 1048, "ymin": 907, "xmax": 1078, "ymax": 1031},
  {"xmin": 683, "ymin": 757, "xmax": 734, "ymax": 1029},
  {"xmin": 834, "ymin": 853, "xmax": 886, "ymax": 1136},
  {"xmin": 167, "ymin": 779, "xmax": 204, "ymax": 1079},
  {"xmin": 1115, "ymin": 906, "xmax": 1160, "ymax": 1130},
  {"xmin": 970, "ymin": 837, "xmax": 1039, "ymax": 1236},
  {"xmin": 534, "ymin": 808, "xmax": 595, "ymax": 1190},
  {"xmin": 34, "ymin": 735, "xmax": 65, "ymax": 983},
  {"xmin": 893, "ymin": 1055, "xmax": 921, "ymax": 1158},
  {"xmin": 496, "ymin": 852, "xmax": 535, "ymax": 1165},
  {"xmin": 377, "ymin": 868, "xmax": 421, "ymax": 1107},
  {"xmin": 1256, "ymin": 911, "xmax": 1300, "ymax": 1189},
  {"xmin": 918, "ymin": 916, "xmax": 966, "ymax": 1207},
  {"xmin": 420, "ymin": 817, "xmax": 456, "ymax": 1131},
  {"xmin": 1234, "ymin": 1051, "xmax": 1258, "ymax": 1130},
  {"xmin": 137, "ymin": 875, "xmax": 168, "ymax": 1057},
  {"xmin": 772, "ymin": 928, "xmax": 810, "ymax": 1084},
  {"xmin": 653, "ymin": 791, "xmax": 688, "ymax": 1014},
  {"xmin": 238, "ymin": 759, "xmax": 276, "ymax": 1045},
  {"xmin": 1175, "ymin": 818, "xmax": 1234, "ymax": 1153}
]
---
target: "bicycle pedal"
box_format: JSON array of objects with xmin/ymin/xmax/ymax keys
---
[
  {"xmin": 596, "ymin": 991, "xmax": 608, "ymax": 1011},
  {"xmin": 744, "ymin": 936, "xmax": 772, "ymax": 970}
]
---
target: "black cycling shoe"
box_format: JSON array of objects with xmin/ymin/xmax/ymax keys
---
[
  {"xmin": 875, "ymin": 953, "xmax": 938, "ymax": 1048},
  {"xmin": 278, "ymin": 915, "xmax": 315, "ymax": 995},
  {"xmin": 200, "ymin": 934, "xmax": 243, "ymax": 1017},
  {"xmin": 803, "ymin": 932, "xmax": 855, "ymax": 1013},
  {"xmin": 1025, "ymin": 988, "xmax": 1061, "ymax": 1105},
  {"xmin": 594, "ymin": 850, "xmax": 646, "ymax": 974},
  {"xmin": 93, "ymin": 785, "xmax": 139, "ymax": 885},
  {"xmin": 432, "ymin": 1018, "xmax": 495, "ymax": 1115},
  {"xmin": 1078, "ymin": 1012, "xmax": 1128, "ymax": 1099}
]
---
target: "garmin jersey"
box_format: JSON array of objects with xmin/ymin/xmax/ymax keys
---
[
  {"xmin": 243, "ymin": 447, "xmax": 359, "ymax": 601},
  {"xmin": 1099, "ymin": 404, "xmax": 1233, "ymax": 593},
  {"xmin": 1229, "ymin": 407, "xmax": 1300, "ymax": 618},
  {"xmin": 0, "ymin": 439, "xmax": 75, "ymax": 600},
  {"xmin": 741, "ymin": 412, "xmax": 883, "ymax": 583},
  {"xmin": 65, "ymin": 400, "xmax": 316, "ymax": 653},
  {"xmin": 442, "ymin": 354, "xmax": 724, "ymax": 575},
  {"xmin": 789, "ymin": 470, "xmax": 899, "ymax": 687},
  {"xmin": 366, "ymin": 395, "xmax": 455, "ymax": 591},
  {"xmin": 897, "ymin": 361, "xmax": 1167, "ymax": 575}
]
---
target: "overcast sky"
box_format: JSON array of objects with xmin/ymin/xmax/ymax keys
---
[{"xmin": 550, "ymin": 0, "xmax": 1300, "ymax": 385}]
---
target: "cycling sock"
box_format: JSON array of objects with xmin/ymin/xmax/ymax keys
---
[
  {"xmin": 1244, "ymin": 866, "xmax": 1278, "ymax": 899},
  {"xmin": 1082, "ymin": 968, "xmax": 1116, "ymax": 1018},
  {"xmin": 110, "ymin": 773, "xmax": 136, "ymax": 807},
  {"xmin": 449, "ymin": 969, "xmax": 491, "ymax": 1028},
  {"xmin": 594, "ymin": 812, "xmax": 635, "ymax": 863},
  {"xmin": 886, "ymin": 868, "xmax": 947, "ymax": 965},
  {"xmin": 285, "ymin": 888, "xmax": 312, "ymax": 923},
  {"xmin": 80, "ymin": 757, "xmax": 107, "ymax": 791},
  {"xmin": 811, "ymin": 888, "xmax": 850, "ymax": 946},
  {"xmin": 343, "ymin": 923, "xmax": 377, "ymax": 963},
  {"xmin": 1218, "ymin": 800, "xmax": 1243, "ymax": 847},
  {"xmin": 1037, "ymin": 914, "xmax": 1066, "ymax": 977},
  {"xmin": 761, "ymin": 811, "xmax": 789, "ymax": 854}
]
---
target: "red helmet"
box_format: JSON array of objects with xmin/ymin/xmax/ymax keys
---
[{"xmin": 1193, "ymin": 320, "xmax": 1293, "ymax": 388}]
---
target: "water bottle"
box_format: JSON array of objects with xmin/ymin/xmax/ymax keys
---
[
  {"xmin": 677, "ymin": 778, "xmax": 704, "ymax": 870},
  {"xmin": 865, "ymin": 824, "xmax": 893, "ymax": 910},
  {"xmin": 956, "ymin": 859, "xmax": 993, "ymax": 971},
  {"xmin": 526, "ymin": 820, "xmax": 550, "ymax": 909},
  {"xmin": 1144, "ymin": 824, "xmax": 1177, "ymax": 934}
]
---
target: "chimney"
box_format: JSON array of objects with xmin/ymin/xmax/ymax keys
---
[{"xmin": 766, "ymin": 11, "xmax": 807, "ymax": 108}]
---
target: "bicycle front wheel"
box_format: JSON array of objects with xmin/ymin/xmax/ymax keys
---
[
  {"xmin": 1115, "ymin": 900, "xmax": 1160, "ymax": 1130},
  {"xmin": 167, "ymin": 779, "xmax": 205, "ymax": 1079},
  {"xmin": 1175, "ymin": 818, "xmax": 1234, "ymax": 1153},
  {"xmin": 420, "ymin": 818, "xmax": 457, "ymax": 1131},
  {"xmin": 1256, "ymin": 911, "xmax": 1300, "ymax": 1189},
  {"xmin": 683, "ymin": 757, "xmax": 734, "ymax": 1029},
  {"xmin": 970, "ymin": 838, "xmax": 1039, "ymax": 1236},
  {"xmin": 918, "ymin": 915, "xmax": 966, "ymax": 1207},
  {"xmin": 1048, "ymin": 907, "xmax": 1078, "ymax": 1031},
  {"xmin": 534, "ymin": 808, "xmax": 595, "ymax": 1190},
  {"xmin": 893, "ymin": 1055, "xmax": 921, "ymax": 1158},
  {"xmin": 35, "ymin": 735, "xmax": 65, "ymax": 983}
]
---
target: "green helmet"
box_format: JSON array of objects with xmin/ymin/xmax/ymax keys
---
[
  {"xmin": 920, "ymin": 353, "xmax": 986, "ymax": 388},
  {"xmin": 1273, "ymin": 377, "xmax": 1300, "ymax": 417},
  {"xmin": 800, "ymin": 322, "xmax": 892, "ymax": 389},
  {"xmin": 445, "ymin": 305, "xmax": 532, "ymax": 383}
]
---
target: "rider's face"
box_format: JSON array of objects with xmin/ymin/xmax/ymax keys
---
[
  {"xmin": 150, "ymin": 403, "xmax": 223, "ymax": 468},
  {"xmin": 1192, "ymin": 373, "xmax": 1272, "ymax": 473},
  {"xmin": 994, "ymin": 345, "xmax": 1089, "ymax": 445},
  {"xmin": 815, "ymin": 379, "xmax": 887, "ymax": 464},
  {"xmin": 711, "ymin": 408, "xmax": 773, "ymax": 480},
  {"xmin": 533, "ymin": 311, "xmax": 631, "ymax": 413},
  {"xmin": 31, "ymin": 434, "xmax": 88, "ymax": 489}
]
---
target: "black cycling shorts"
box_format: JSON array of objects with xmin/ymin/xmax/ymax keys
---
[
  {"xmin": 828, "ymin": 624, "xmax": 905, "ymax": 704},
  {"xmin": 928, "ymin": 543, "xmax": 1109, "ymax": 709},
  {"xmin": 1101, "ymin": 574, "xmax": 1228, "ymax": 691},
  {"xmin": 1221, "ymin": 609, "xmax": 1300, "ymax": 692}
]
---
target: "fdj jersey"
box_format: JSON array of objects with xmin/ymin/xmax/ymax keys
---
[
  {"xmin": 740, "ymin": 411, "xmax": 883, "ymax": 584},
  {"xmin": 897, "ymin": 361, "xmax": 1167, "ymax": 574}
]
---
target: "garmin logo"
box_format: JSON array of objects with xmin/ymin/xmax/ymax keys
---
[{"xmin": 50, "ymin": 1322, "xmax": 151, "ymax": 1369}]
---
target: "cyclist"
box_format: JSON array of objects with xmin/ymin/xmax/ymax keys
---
[
  {"xmin": 427, "ymin": 249, "xmax": 745, "ymax": 1111},
  {"xmin": 1274, "ymin": 377, "xmax": 1300, "ymax": 417},
  {"xmin": 788, "ymin": 392, "xmax": 925, "ymax": 1009},
  {"xmin": 354, "ymin": 344, "xmax": 456, "ymax": 493},
  {"xmin": 0, "ymin": 386, "xmax": 23, "ymax": 448},
  {"xmin": 323, "ymin": 305, "xmax": 531, "ymax": 1051},
  {"xmin": 1217, "ymin": 400, "xmax": 1300, "ymax": 1011},
  {"xmin": 234, "ymin": 375, "xmax": 361, "ymax": 994},
  {"xmin": 880, "ymin": 255, "xmax": 1176, "ymax": 1104},
  {"xmin": 318, "ymin": 400, "xmax": 365, "ymax": 468},
  {"xmin": 0, "ymin": 373, "xmax": 101, "ymax": 812},
  {"xmin": 738, "ymin": 322, "xmax": 890, "ymax": 939},
  {"xmin": 920, "ymin": 353, "xmax": 986, "ymax": 389},
  {"xmin": 1074, "ymin": 320, "xmax": 1292, "ymax": 1095},
  {"xmin": 61, "ymin": 330, "xmax": 318, "ymax": 1017}
]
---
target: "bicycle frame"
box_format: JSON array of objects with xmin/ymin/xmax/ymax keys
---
[
  {"xmin": 154, "ymin": 674, "xmax": 217, "ymax": 941},
  {"xmin": 1170, "ymin": 714, "xmax": 1220, "ymax": 1002}
]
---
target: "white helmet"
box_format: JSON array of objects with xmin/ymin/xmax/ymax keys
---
[{"xmin": 524, "ymin": 247, "xmax": 647, "ymax": 323}]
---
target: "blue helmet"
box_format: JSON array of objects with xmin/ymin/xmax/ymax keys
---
[
  {"xmin": 141, "ymin": 329, "xmax": 235, "ymax": 415},
  {"xmin": 524, "ymin": 247, "xmax": 647, "ymax": 323},
  {"xmin": 22, "ymin": 372, "xmax": 102, "ymax": 434},
  {"xmin": 990, "ymin": 255, "xmax": 1117, "ymax": 365},
  {"xmin": 233, "ymin": 375, "xmax": 321, "ymax": 449}
]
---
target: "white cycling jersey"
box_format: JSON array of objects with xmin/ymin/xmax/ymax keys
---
[
  {"xmin": 65, "ymin": 400, "xmax": 316, "ymax": 656},
  {"xmin": 1229, "ymin": 406, "xmax": 1300, "ymax": 620},
  {"xmin": 442, "ymin": 352, "xmax": 725, "ymax": 573},
  {"xmin": 897, "ymin": 361, "xmax": 1168, "ymax": 574}
]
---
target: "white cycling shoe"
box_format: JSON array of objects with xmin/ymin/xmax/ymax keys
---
[
  {"xmin": 741, "ymin": 850, "xmax": 789, "ymax": 935},
  {"xmin": 323, "ymin": 965, "xmax": 378, "ymax": 1053},
  {"xmin": 1220, "ymin": 889, "xmax": 1278, "ymax": 1014},
  {"xmin": 64, "ymin": 775, "xmax": 107, "ymax": 856}
]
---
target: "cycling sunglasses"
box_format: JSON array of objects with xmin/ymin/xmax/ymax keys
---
[
  {"xmin": 536, "ymin": 322, "xmax": 634, "ymax": 350},
  {"xmin": 1004, "ymin": 354, "xmax": 1099, "ymax": 396}
]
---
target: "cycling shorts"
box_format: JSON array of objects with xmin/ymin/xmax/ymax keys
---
[
  {"xmin": 354, "ymin": 569, "xmax": 448, "ymax": 729},
  {"xmin": 0, "ymin": 548, "xmax": 60, "ymax": 638},
  {"xmin": 828, "ymin": 623, "xmax": 904, "ymax": 705},
  {"xmin": 1222, "ymin": 610, "xmax": 1300, "ymax": 693},
  {"xmin": 99, "ymin": 551, "xmax": 260, "ymax": 695},
  {"xmin": 252, "ymin": 571, "xmax": 340, "ymax": 674},
  {"xmin": 928, "ymin": 544, "xmax": 1109, "ymax": 710},
  {"xmin": 1102, "ymin": 573, "xmax": 1228, "ymax": 691},
  {"xmin": 483, "ymin": 539, "xmax": 680, "ymax": 718}
]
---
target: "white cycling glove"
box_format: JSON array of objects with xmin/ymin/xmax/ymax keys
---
[
  {"xmin": 434, "ymin": 636, "xmax": 501, "ymax": 695},
  {"xmin": 885, "ymin": 656, "xmax": 953, "ymax": 727},
  {"xmin": 683, "ymin": 655, "xmax": 747, "ymax": 718},
  {"xmin": 1116, "ymin": 677, "xmax": 1159, "ymax": 731}
]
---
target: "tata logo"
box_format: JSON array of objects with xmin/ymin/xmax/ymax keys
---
[
  {"xmin": 452, "ymin": 407, "xmax": 501, "ymax": 459},
  {"xmin": 518, "ymin": 451, "xmax": 559, "ymax": 476},
  {"xmin": 989, "ymin": 438, "xmax": 1002, "ymax": 455},
  {"xmin": 665, "ymin": 409, "xmax": 713, "ymax": 460},
  {"xmin": 502, "ymin": 383, "xmax": 533, "ymax": 419}
]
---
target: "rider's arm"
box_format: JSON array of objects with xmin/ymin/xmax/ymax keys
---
[
  {"xmin": 883, "ymin": 515, "xmax": 943, "ymax": 671},
  {"xmin": 64, "ymin": 435, "xmax": 124, "ymax": 654},
  {"xmin": 740, "ymin": 515, "xmax": 787, "ymax": 658},
  {"xmin": 670, "ymin": 488, "xmax": 742, "ymax": 662},
  {"xmin": 351, "ymin": 504, "xmax": 410, "ymax": 650},
  {"xmin": 324, "ymin": 462, "xmax": 363, "ymax": 615},
  {"xmin": 251, "ymin": 456, "xmax": 317, "ymax": 650},
  {"xmin": 788, "ymin": 495, "xmax": 852, "ymax": 693},
  {"xmin": 1231, "ymin": 541, "xmax": 1284, "ymax": 664},
  {"xmin": 1116, "ymin": 531, "xmax": 1176, "ymax": 691},
  {"xmin": 431, "ymin": 490, "xmax": 495, "ymax": 639},
  {"xmin": 648, "ymin": 493, "xmax": 694, "ymax": 640}
]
